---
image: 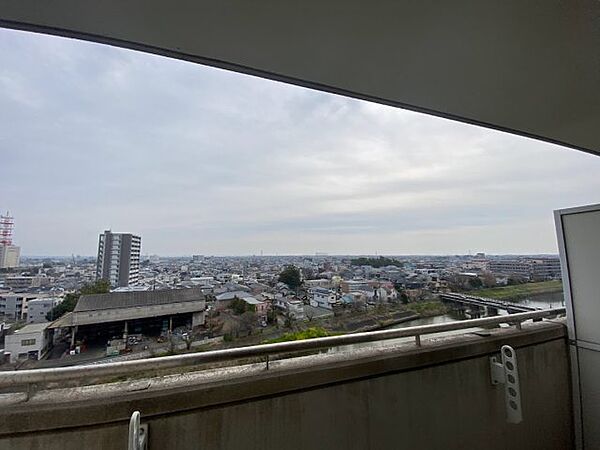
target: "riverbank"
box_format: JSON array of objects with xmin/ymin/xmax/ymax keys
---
[
  {"xmin": 321, "ymin": 301, "xmax": 449, "ymax": 333},
  {"xmin": 471, "ymin": 280, "xmax": 563, "ymax": 300},
  {"xmin": 343, "ymin": 311, "xmax": 420, "ymax": 333}
]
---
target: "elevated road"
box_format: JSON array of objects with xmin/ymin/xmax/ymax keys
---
[{"xmin": 440, "ymin": 292, "xmax": 539, "ymax": 314}]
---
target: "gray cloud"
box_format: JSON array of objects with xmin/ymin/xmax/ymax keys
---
[{"xmin": 1, "ymin": 28, "xmax": 599, "ymax": 256}]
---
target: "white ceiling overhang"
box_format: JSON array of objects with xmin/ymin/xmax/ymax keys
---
[{"xmin": 1, "ymin": 1, "xmax": 599, "ymax": 155}]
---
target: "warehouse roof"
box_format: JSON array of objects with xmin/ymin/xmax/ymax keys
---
[{"xmin": 74, "ymin": 287, "xmax": 204, "ymax": 312}]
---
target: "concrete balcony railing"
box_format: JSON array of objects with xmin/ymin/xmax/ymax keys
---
[{"xmin": 0, "ymin": 309, "xmax": 572, "ymax": 450}]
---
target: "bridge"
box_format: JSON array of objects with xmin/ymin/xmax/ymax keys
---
[{"xmin": 440, "ymin": 292, "xmax": 539, "ymax": 314}]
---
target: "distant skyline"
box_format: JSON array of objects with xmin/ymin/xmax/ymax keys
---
[
  {"xmin": 2, "ymin": 28, "xmax": 600, "ymax": 256},
  {"xmin": 21, "ymin": 253, "xmax": 560, "ymax": 259}
]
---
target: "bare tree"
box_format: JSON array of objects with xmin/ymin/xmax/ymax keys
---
[
  {"xmin": 305, "ymin": 309, "xmax": 314, "ymax": 322},
  {"xmin": 222, "ymin": 317, "xmax": 241, "ymax": 339},
  {"xmin": 283, "ymin": 310, "xmax": 296, "ymax": 329},
  {"xmin": 239, "ymin": 311, "xmax": 257, "ymax": 336},
  {"xmin": 481, "ymin": 271, "xmax": 497, "ymax": 288},
  {"xmin": 182, "ymin": 332, "xmax": 196, "ymax": 350}
]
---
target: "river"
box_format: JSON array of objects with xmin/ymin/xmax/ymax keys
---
[{"xmin": 331, "ymin": 291, "xmax": 564, "ymax": 353}]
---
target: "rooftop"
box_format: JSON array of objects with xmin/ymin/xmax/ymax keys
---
[
  {"xmin": 215, "ymin": 290, "xmax": 251, "ymax": 301},
  {"xmin": 242, "ymin": 296, "xmax": 264, "ymax": 305},
  {"xmin": 13, "ymin": 322, "xmax": 51, "ymax": 334},
  {"xmin": 74, "ymin": 287, "xmax": 204, "ymax": 312},
  {"xmin": 28, "ymin": 297, "xmax": 61, "ymax": 304}
]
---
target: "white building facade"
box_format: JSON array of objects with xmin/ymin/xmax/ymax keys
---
[
  {"xmin": 0, "ymin": 245, "xmax": 20, "ymax": 269},
  {"xmin": 309, "ymin": 288, "xmax": 338, "ymax": 310},
  {"xmin": 27, "ymin": 298, "xmax": 62, "ymax": 323},
  {"xmin": 5, "ymin": 322, "xmax": 52, "ymax": 363}
]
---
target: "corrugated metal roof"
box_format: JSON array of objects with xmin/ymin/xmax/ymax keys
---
[{"xmin": 75, "ymin": 287, "xmax": 204, "ymax": 312}]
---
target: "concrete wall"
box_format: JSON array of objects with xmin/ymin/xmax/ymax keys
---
[{"xmin": 0, "ymin": 321, "xmax": 573, "ymax": 450}]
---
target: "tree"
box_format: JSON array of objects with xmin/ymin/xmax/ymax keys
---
[
  {"xmin": 46, "ymin": 279, "xmax": 111, "ymax": 321},
  {"xmin": 46, "ymin": 292, "xmax": 78, "ymax": 321},
  {"xmin": 351, "ymin": 298, "xmax": 366, "ymax": 313},
  {"xmin": 481, "ymin": 272, "xmax": 496, "ymax": 288},
  {"xmin": 283, "ymin": 310, "xmax": 296, "ymax": 329},
  {"xmin": 80, "ymin": 279, "xmax": 111, "ymax": 296},
  {"xmin": 182, "ymin": 332, "xmax": 196, "ymax": 350},
  {"xmin": 279, "ymin": 265, "xmax": 302, "ymax": 290},
  {"xmin": 267, "ymin": 309, "xmax": 278, "ymax": 325},
  {"xmin": 239, "ymin": 311, "xmax": 257, "ymax": 335},
  {"xmin": 400, "ymin": 292, "xmax": 409, "ymax": 304},
  {"xmin": 350, "ymin": 256, "xmax": 403, "ymax": 268},
  {"xmin": 468, "ymin": 277, "xmax": 483, "ymax": 289},
  {"xmin": 507, "ymin": 275, "xmax": 527, "ymax": 285},
  {"xmin": 222, "ymin": 318, "xmax": 241, "ymax": 339},
  {"xmin": 230, "ymin": 297, "xmax": 247, "ymax": 315},
  {"xmin": 301, "ymin": 267, "xmax": 315, "ymax": 281}
]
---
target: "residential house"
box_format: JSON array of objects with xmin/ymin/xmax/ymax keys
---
[{"xmin": 309, "ymin": 287, "xmax": 338, "ymax": 310}]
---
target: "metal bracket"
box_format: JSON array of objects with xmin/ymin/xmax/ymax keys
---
[
  {"xmin": 490, "ymin": 345, "xmax": 523, "ymax": 424},
  {"xmin": 24, "ymin": 383, "xmax": 38, "ymax": 402},
  {"xmin": 128, "ymin": 411, "xmax": 148, "ymax": 450}
]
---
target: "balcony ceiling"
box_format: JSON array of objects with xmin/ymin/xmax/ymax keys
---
[{"xmin": 1, "ymin": 1, "xmax": 599, "ymax": 156}]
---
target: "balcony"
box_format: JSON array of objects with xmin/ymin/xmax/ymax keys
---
[
  {"xmin": 0, "ymin": 3, "xmax": 598, "ymax": 449},
  {"xmin": 0, "ymin": 309, "xmax": 571, "ymax": 449}
]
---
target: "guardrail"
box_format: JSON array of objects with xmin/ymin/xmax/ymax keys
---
[{"xmin": 0, "ymin": 308, "xmax": 565, "ymax": 390}]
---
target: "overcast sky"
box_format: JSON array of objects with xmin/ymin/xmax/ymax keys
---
[{"xmin": 1, "ymin": 29, "xmax": 599, "ymax": 256}]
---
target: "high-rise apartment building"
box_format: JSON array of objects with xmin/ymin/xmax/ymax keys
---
[
  {"xmin": 95, "ymin": 230, "xmax": 141, "ymax": 287},
  {"xmin": 0, "ymin": 212, "xmax": 20, "ymax": 269},
  {"xmin": 0, "ymin": 245, "xmax": 20, "ymax": 269}
]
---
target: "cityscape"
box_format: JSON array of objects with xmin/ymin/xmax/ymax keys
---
[
  {"xmin": 0, "ymin": 212, "xmax": 564, "ymax": 369},
  {"xmin": 0, "ymin": 4, "xmax": 597, "ymax": 449}
]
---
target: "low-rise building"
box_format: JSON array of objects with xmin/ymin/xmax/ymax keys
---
[
  {"xmin": 528, "ymin": 258, "xmax": 562, "ymax": 280},
  {"xmin": 374, "ymin": 286, "xmax": 397, "ymax": 302},
  {"xmin": 309, "ymin": 287, "xmax": 337, "ymax": 310},
  {"xmin": 286, "ymin": 300, "xmax": 306, "ymax": 320},
  {"xmin": 27, "ymin": 298, "xmax": 62, "ymax": 323},
  {"xmin": 51, "ymin": 287, "xmax": 206, "ymax": 347},
  {"xmin": 340, "ymin": 280, "xmax": 371, "ymax": 294},
  {"xmin": 488, "ymin": 257, "xmax": 561, "ymax": 280},
  {"xmin": 488, "ymin": 260, "xmax": 531, "ymax": 278},
  {"xmin": 0, "ymin": 292, "xmax": 44, "ymax": 321},
  {"xmin": 215, "ymin": 290, "xmax": 252, "ymax": 310},
  {"xmin": 304, "ymin": 279, "xmax": 332, "ymax": 289},
  {"xmin": 5, "ymin": 322, "xmax": 53, "ymax": 363},
  {"xmin": 273, "ymin": 297, "xmax": 306, "ymax": 320},
  {"xmin": 5, "ymin": 275, "xmax": 52, "ymax": 291},
  {"xmin": 241, "ymin": 296, "xmax": 268, "ymax": 323}
]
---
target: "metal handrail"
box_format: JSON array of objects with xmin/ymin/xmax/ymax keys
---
[{"xmin": 0, "ymin": 308, "xmax": 565, "ymax": 388}]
